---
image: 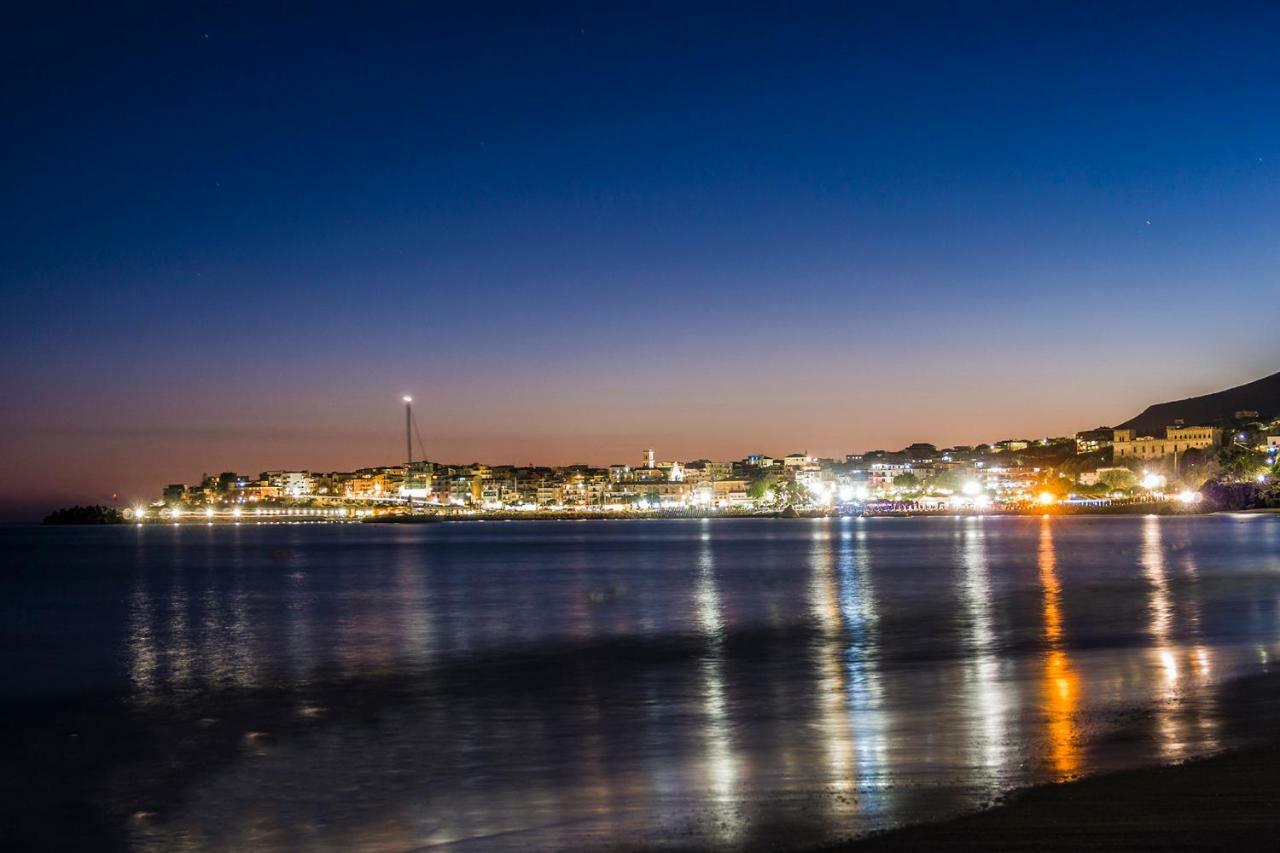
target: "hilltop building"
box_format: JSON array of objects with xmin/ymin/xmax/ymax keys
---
[
  {"xmin": 1075, "ymin": 427, "xmax": 1115, "ymax": 454},
  {"xmin": 1112, "ymin": 426, "xmax": 1224, "ymax": 461}
]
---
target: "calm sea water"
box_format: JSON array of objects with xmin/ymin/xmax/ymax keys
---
[{"xmin": 3, "ymin": 515, "xmax": 1280, "ymax": 851}]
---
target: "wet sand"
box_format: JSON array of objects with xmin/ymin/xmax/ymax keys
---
[
  {"xmin": 838, "ymin": 741, "xmax": 1280, "ymax": 851},
  {"xmin": 837, "ymin": 667, "xmax": 1280, "ymax": 852}
]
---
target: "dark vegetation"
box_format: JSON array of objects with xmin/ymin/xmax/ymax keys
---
[{"xmin": 42, "ymin": 505, "xmax": 125, "ymax": 525}]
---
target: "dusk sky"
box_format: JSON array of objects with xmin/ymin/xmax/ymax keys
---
[{"xmin": 3, "ymin": 2, "xmax": 1279, "ymax": 517}]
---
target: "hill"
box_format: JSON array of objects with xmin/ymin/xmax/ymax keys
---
[{"xmin": 1117, "ymin": 369, "xmax": 1280, "ymax": 434}]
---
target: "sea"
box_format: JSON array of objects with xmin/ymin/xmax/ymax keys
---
[{"xmin": 3, "ymin": 514, "xmax": 1280, "ymax": 851}]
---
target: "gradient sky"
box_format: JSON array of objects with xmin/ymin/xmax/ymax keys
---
[{"xmin": 2, "ymin": 2, "xmax": 1279, "ymax": 518}]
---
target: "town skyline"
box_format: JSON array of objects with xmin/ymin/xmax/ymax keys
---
[
  {"xmin": 72, "ymin": 378, "xmax": 1278, "ymax": 520},
  {"xmin": 8, "ymin": 362, "xmax": 1280, "ymax": 520}
]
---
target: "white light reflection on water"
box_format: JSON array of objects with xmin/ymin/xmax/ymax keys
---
[
  {"xmin": 127, "ymin": 568, "xmax": 157, "ymax": 701},
  {"xmin": 696, "ymin": 527, "xmax": 742, "ymax": 846},
  {"xmin": 808, "ymin": 524, "xmax": 855, "ymax": 820},
  {"xmin": 1140, "ymin": 516, "xmax": 1183, "ymax": 760},
  {"xmin": 958, "ymin": 519, "xmax": 1010, "ymax": 792},
  {"xmin": 1139, "ymin": 516, "xmax": 1221, "ymax": 760},
  {"xmin": 838, "ymin": 524, "xmax": 887, "ymax": 811}
]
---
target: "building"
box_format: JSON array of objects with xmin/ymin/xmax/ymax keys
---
[
  {"xmin": 782, "ymin": 452, "xmax": 818, "ymax": 470},
  {"xmin": 866, "ymin": 462, "xmax": 916, "ymax": 493},
  {"xmin": 1075, "ymin": 427, "xmax": 1114, "ymax": 454},
  {"xmin": 1079, "ymin": 467, "xmax": 1130, "ymax": 486},
  {"xmin": 1112, "ymin": 426, "xmax": 1224, "ymax": 460},
  {"xmin": 903, "ymin": 443, "xmax": 938, "ymax": 462}
]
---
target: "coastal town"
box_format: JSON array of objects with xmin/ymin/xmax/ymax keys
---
[{"xmin": 121, "ymin": 409, "xmax": 1280, "ymax": 522}]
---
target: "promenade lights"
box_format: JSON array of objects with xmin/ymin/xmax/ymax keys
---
[
  {"xmin": 1176, "ymin": 490, "xmax": 1202, "ymax": 504},
  {"xmin": 132, "ymin": 506, "xmax": 146, "ymax": 519},
  {"xmin": 205, "ymin": 507, "xmax": 215, "ymax": 518},
  {"xmin": 962, "ymin": 480, "xmax": 982, "ymax": 497},
  {"xmin": 1036, "ymin": 491, "xmax": 1056, "ymax": 506}
]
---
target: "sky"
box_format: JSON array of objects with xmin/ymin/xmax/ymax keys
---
[{"xmin": 2, "ymin": 2, "xmax": 1279, "ymax": 518}]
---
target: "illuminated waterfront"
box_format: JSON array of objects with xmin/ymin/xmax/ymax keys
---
[{"xmin": 3, "ymin": 515, "xmax": 1280, "ymax": 850}]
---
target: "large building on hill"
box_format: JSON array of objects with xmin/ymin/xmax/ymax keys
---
[{"xmin": 1112, "ymin": 426, "xmax": 1224, "ymax": 461}]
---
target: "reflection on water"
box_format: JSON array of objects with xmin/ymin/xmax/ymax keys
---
[
  {"xmin": 1139, "ymin": 516, "xmax": 1220, "ymax": 761},
  {"xmin": 958, "ymin": 520, "xmax": 1009, "ymax": 792},
  {"xmin": 838, "ymin": 523, "xmax": 886, "ymax": 810},
  {"xmin": 1037, "ymin": 517, "xmax": 1079, "ymax": 778},
  {"xmin": 5, "ymin": 516, "xmax": 1279, "ymax": 850},
  {"xmin": 697, "ymin": 524, "xmax": 741, "ymax": 845}
]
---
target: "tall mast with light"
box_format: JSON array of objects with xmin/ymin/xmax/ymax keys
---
[{"xmin": 403, "ymin": 396, "xmax": 413, "ymax": 467}]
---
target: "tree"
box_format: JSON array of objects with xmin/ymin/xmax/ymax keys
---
[
  {"xmin": 43, "ymin": 505, "xmax": 124, "ymax": 525},
  {"xmin": 927, "ymin": 469, "xmax": 968, "ymax": 493},
  {"xmin": 1038, "ymin": 474, "xmax": 1073, "ymax": 498},
  {"xmin": 1071, "ymin": 480, "xmax": 1108, "ymax": 498},
  {"xmin": 747, "ymin": 473, "xmax": 778, "ymax": 500},
  {"xmin": 780, "ymin": 480, "xmax": 807, "ymax": 506},
  {"xmin": 1098, "ymin": 468, "xmax": 1138, "ymax": 491},
  {"xmin": 893, "ymin": 473, "xmax": 920, "ymax": 492},
  {"xmin": 1215, "ymin": 445, "xmax": 1269, "ymax": 482}
]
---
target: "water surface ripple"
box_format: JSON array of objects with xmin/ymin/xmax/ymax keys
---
[{"xmin": 3, "ymin": 515, "xmax": 1279, "ymax": 850}]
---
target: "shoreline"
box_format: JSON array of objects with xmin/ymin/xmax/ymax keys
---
[
  {"xmin": 830, "ymin": 741, "xmax": 1280, "ymax": 851},
  {"xmin": 40, "ymin": 503, "xmax": 1231, "ymax": 527},
  {"xmin": 828, "ymin": 665, "xmax": 1280, "ymax": 852}
]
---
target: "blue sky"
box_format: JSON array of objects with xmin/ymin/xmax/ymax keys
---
[{"xmin": 2, "ymin": 2, "xmax": 1278, "ymax": 514}]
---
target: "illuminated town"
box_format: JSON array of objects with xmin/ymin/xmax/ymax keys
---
[{"xmin": 129, "ymin": 401, "xmax": 1280, "ymax": 522}]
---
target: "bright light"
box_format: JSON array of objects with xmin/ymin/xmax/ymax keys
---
[
  {"xmin": 838, "ymin": 484, "xmax": 856, "ymax": 502},
  {"xmin": 205, "ymin": 507, "xmax": 215, "ymax": 518},
  {"xmin": 853, "ymin": 484, "xmax": 870, "ymax": 501},
  {"xmin": 169, "ymin": 506, "xmax": 182, "ymax": 519},
  {"xmin": 232, "ymin": 507, "xmax": 242, "ymax": 518},
  {"xmin": 1036, "ymin": 491, "xmax": 1056, "ymax": 506},
  {"xmin": 1140, "ymin": 473, "xmax": 1165, "ymax": 491},
  {"xmin": 132, "ymin": 506, "xmax": 146, "ymax": 519},
  {"xmin": 1258, "ymin": 474, "xmax": 1268, "ymax": 483},
  {"xmin": 962, "ymin": 481, "xmax": 982, "ymax": 497},
  {"xmin": 1176, "ymin": 490, "xmax": 1202, "ymax": 504},
  {"xmin": 403, "ymin": 395, "xmax": 412, "ymax": 403},
  {"xmin": 974, "ymin": 494, "xmax": 993, "ymax": 509}
]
